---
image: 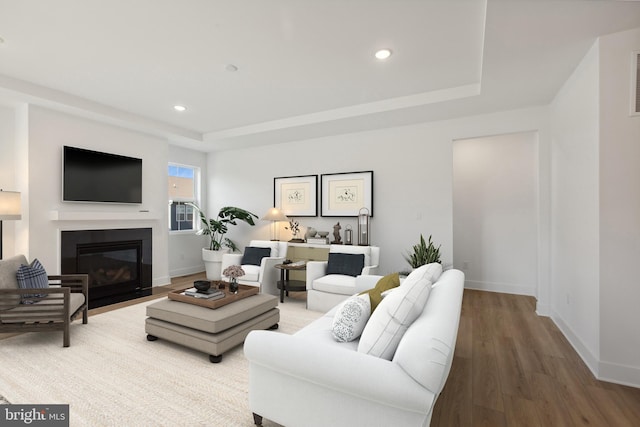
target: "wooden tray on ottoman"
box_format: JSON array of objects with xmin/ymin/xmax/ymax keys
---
[{"xmin": 168, "ymin": 284, "xmax": 259, "ymax": 309}]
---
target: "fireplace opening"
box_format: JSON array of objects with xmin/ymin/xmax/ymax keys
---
[{"xmin": 61, "ymin": 228, "xmax": 152, "ymax": 309}]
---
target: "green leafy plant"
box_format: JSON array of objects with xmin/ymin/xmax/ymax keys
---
[
  {"xmin": 404, "ymin": 234, "xmax": 441, "ymax": 268},
  {"xmin": 187, "ymin": 204, "xmax": 258, "ymax": 251}
]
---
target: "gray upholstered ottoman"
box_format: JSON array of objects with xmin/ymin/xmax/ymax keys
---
[{"xmin": 145, "ymin": 293, "xmax": 279, "ymax": 363}]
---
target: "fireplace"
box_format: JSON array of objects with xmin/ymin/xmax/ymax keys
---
[{"xmin": 61, "ymin": 228, "xmax": 152, "ymax": 308}]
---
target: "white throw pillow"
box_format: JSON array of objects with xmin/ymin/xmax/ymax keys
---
[
  {"xmin": 402, "ymin": 263, "xmax": 442, "ymax": 288},
  {"xmin": 332, "ymin": 294, "xmax": 371, "ymax": 342},
  {"xmin": 357, "ymin": 277, "xmax": 432, "ymax": 360}
]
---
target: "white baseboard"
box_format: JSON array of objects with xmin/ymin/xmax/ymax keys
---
[
  {"xmin": 152, "ymin": 275, "xmax": 171, "ymax": 287},
  {"xmin": 169, "ymin": 266, "xmax": 205, "ymax": 279},
  {"xmin": 464, "ymin": 279, "xmax": 536, "ymax": 296},
  {"xmin": 550, "ymin": 311, "xmax": 600, "ymax": 377},
  {"xmin": 598, "ymin": 360, "xmax": 640, "ymax": 388}
]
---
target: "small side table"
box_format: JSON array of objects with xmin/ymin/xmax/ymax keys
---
[{"xmin": 275, "ymin": 263, "xmax": 307, "ymax": 303}]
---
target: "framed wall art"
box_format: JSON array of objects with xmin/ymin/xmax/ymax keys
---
[
  {"xmin": 321, "ymin": 171, "xmax": 373, "ymax": 217},
  {"xmin": 273, "ymin": 175, "xmax": 318, "ymax": 217}
]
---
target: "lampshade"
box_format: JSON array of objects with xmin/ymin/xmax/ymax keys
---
[
  {"xmin": 0, "ymin": 190, "xmax": 21, "ymax": 220},
  {"xmin": 261, "ymin": 208, "xmax": 288, "ymax": 222},
  {"xmin": 261, "ymin": 207, "xmax": 288, "ymax": 241}
]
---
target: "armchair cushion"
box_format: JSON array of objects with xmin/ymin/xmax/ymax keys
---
[
  {"xmin": 241, "ymin": 247, "xmax": 271, "ymax": 266},
  {"xmin": 313, "ymin": 275, "xmax": 357, "ymax": 295},
  {"xmin": 241, "ymin": 265, "xmax": 261, "ymax": 282},
  {"xmin": 0, "ymin": 255, "xmax": 27, "ymax": 309},
  {"xmin": 358, "ymin": 277, "xmax": 432, "ymax": 360},
  {"xmin": 16, "ymin": 259, "xmax": 49, "ymax": 303},
  {"xmin": 326, "ymin": 253, "xmax": 364, "ymax": 277}
]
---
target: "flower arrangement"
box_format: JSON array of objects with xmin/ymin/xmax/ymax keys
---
[
  {"xmin": 286, "ymin": 220, "xmax": 300, "ymax": 238},
  {"xmin": 223, "ymin": 265, "xmax": 245, "ymax": 279}
]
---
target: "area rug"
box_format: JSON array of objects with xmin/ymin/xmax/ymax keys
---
[{"xmin": 0, "ymin": 297, "xmax": 323, "ymax": 426}]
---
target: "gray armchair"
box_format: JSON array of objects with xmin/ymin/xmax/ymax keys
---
[{"xmin": 0, "ymin": 255, "xmax": 88, "ymax": 347}]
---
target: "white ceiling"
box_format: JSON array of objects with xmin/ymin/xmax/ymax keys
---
[{"xmin": 1, "ymin": 0, "xmax": 640, "ymax": 151}]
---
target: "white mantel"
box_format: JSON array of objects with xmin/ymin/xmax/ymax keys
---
[{"xmin": 49, "ymin": 210, "xmax": 160, "ymax": 222}]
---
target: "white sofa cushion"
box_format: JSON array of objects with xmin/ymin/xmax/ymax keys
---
[
  {"xmin": 332, "ymin": 294, "xmax": 371, "ymax": 342},
  {"xmin": 402, "ymin": 263, "xmax": 442, "ymax": 288},
  {"xmin": 357, "ymin": 277, "xmax": 432, "ymax": 360},
  {"xmin": 312, "ymin": 275, "xmax": 356, "ymax": 295}
]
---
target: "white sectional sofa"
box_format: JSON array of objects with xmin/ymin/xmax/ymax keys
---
[{"xmin": 244, "ymin": 266, "xmax": 465, "ymax": 427}]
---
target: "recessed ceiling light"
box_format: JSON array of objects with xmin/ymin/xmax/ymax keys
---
[
  {"xmin": 375, "ymin": 49, "xmax": 392, "ymax": 60},
  {"xmin": 225, "ymin": 64, "xmax": 238, "ymax": 72},
  {"xmin": 173, "ymin": 105, "xmax": 186, "ymax": 112}
]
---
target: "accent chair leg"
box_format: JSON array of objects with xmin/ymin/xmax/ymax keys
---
[
  {"xmin": 82, "ymin": 306, "xmax": 88, "ymax": 324},
  {"xmin": 252, "ymin": 413, "xmax": 263, "ymax": 425},
  {"xmin": 63, "ymin": 322, "xmax": 70, "ymax": 347}
]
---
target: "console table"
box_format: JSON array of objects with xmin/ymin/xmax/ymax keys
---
[{"xmin": 286, "ymin": 243, "xmax": 330, "ymax": 281}]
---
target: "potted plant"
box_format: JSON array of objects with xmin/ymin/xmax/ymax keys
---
[
  {"xmin": 188, "ymin": 204, "xmax": 258, "ymax": 279},
  {"xmin": 404, "ymin": 234, "xmax": 441, "ymax": 269}
]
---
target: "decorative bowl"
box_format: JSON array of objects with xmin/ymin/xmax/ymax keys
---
[
  {"xmin": 194, "ymin": 280, "xmax": 211, "ymax": 292},
  {"xmin": 317, "ymin": 231, "xmax": 329, "ymax": 237}
]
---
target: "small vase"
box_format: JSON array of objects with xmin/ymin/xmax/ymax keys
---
[{"xmin": 229, "ymin": 278, "xmax": 239, "ymax": 294}]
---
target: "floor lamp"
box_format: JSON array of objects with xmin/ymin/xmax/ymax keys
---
[
  {"xmin": 0, "ymin": 190, "xmax": 22, "ymax": 260},
  {"xmin": 261, "ymin": 208, "xmax": 288, "ymax": 241}
]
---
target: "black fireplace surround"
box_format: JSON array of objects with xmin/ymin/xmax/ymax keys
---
[{"xmin": 61, "ymin": 228, "xmax": 152, "ymax": 309}]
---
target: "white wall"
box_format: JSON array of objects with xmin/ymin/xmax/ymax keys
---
[
  {"xmin": 208, "ymin": 107, "xmax": 550, "ymax": 289},
  {"xmin": 0, "ymin": 106, "xmax": 18, "ymax": 257},
  {"xmin": 453, "ymin": 132, "xmax": 539, "ymax": 296},
  {"xmin": 599, "ymin": 27, "xmax": 640, "ymax": 386},
  {"xmin": 167, "ymin": 144, "xmax": 208, "ymax": 277},
  {"xmin": 24, "ymin": 106, "xmax": 171, "ymax": 286},
  {"xmin": 549, "ymin": 39, "xmax": 601, "ymax": 373}
]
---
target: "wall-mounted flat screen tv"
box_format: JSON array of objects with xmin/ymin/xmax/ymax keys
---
[{"xmin": 63, "ymin": 146, "xmax": 142, "ymax": 204}]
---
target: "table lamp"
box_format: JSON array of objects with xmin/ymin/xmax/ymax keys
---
[{"xmin": 261, "ymin": 207, "xmax": 288, "ymax": 241}]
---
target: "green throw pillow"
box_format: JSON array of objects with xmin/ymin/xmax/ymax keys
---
[{"xmin": 359, "ymin": 272, "xmax": 400, "ymax": 312}]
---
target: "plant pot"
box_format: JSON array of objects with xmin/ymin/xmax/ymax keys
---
[{"xmin": 202, "ymin": 248, "xmax": 230, "ymax": 280}]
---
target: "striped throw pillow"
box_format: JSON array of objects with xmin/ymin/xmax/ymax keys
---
[{"xmin": 16, "ymin": 259, "xmax": 49, "ymax": 304}]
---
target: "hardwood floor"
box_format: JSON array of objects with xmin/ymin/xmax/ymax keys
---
[
  {"xmin": 431, "ymin": 289, "xmax": 640, "ymax": 427},
  {"xmin": 4, "ymin": 276, "xmax": 640, "ymax": 425}
]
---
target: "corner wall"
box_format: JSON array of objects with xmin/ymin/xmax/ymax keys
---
[
  {"xmin": 599, "ymin": 27, "xmax": 640, "ymax": 386},
  {"xmin": 549, "ymin": 39, "xmax": 601, "ymax": 373}
]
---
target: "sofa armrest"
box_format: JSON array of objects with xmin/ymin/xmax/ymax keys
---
[
  {"xmin": 258, "ymin": 256, "xmax": 285, "ymax": 295},
  {"xmin": 306, "ymin": 261, "xmax": 328, "ymax": 290},
  {"xmin": 361, "ymin": 264, "xmax": 379, "ymax": 275},
  {"xmin": 244, "ymin": 330, "xmax": 434, "ymax": 411}
]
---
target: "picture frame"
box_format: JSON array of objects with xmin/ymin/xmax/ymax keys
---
[
  {"xmin": 321, "ymin": 171, "xmax": 373, "ymax": 217},
  {"xmin": 273, "ymin": 175, "xmax": 318, "ymax": 217}
]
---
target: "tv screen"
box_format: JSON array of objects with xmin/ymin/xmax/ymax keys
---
[{"xmin": 63, "ymin": 146, "xmax": 142, "ymax": 204}]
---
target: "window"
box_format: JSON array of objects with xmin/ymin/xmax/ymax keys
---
[{"xmin": 168, "ymin": 164, "xmax": 200, "ymax": 231}]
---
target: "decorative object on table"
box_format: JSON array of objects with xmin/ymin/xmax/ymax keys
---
[
  {"xmin": 223, "ymin": 265, "xmax": 245, "ymax": 294},
  {"xmin": 331, "ymin": 222, "xmax": 342, "ymax": 244},
  {"xmin": 305, "ymin": 227, "xmax": 317, "ymax": 241},
  {"xmin": 273, "ymin": 175, "xmax": 318, "ymax": 217},
  {"xmin": 286, "ymin": 220, "xmax": 304, "ymax": 243},
  {"xmin": 261, "ymin": 207, "xmax": 288, "ymax": 241},
  {"xmin": 183, "ymin": 287, "xmax": 224, "ymax": 300},
  {"xmin": 358, "ymin": 207, "xmax": 370, "ymax": 246},
  {"xmin": 0, "ymin": 189, "xmax": 22, "ymax": 259},
  {"xmin": 344, "ymin": 224, "xmax": 353, "ymax": 245},
  {"xmin": 320, "ymin": 171, "xmax": 373, "ymax": 217},
  {"xmin": 193, "ymin": 280, "xmax": 211, "ymax": 292},
  {"xmin": 404, "ymin": 234, "xmax": 441, "ymax": 268},
  {"xmin": 187, "ymin": 203, "xmax": 258, "ymax": 280}
]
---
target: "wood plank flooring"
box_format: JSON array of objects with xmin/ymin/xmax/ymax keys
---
[
  {"xmin": 431, "ymin": 289, "xmax": 640, "ymax": 427},
  {"xmin": 4, "ymin": 275, "xmax": 640, "ymax": 426}
]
